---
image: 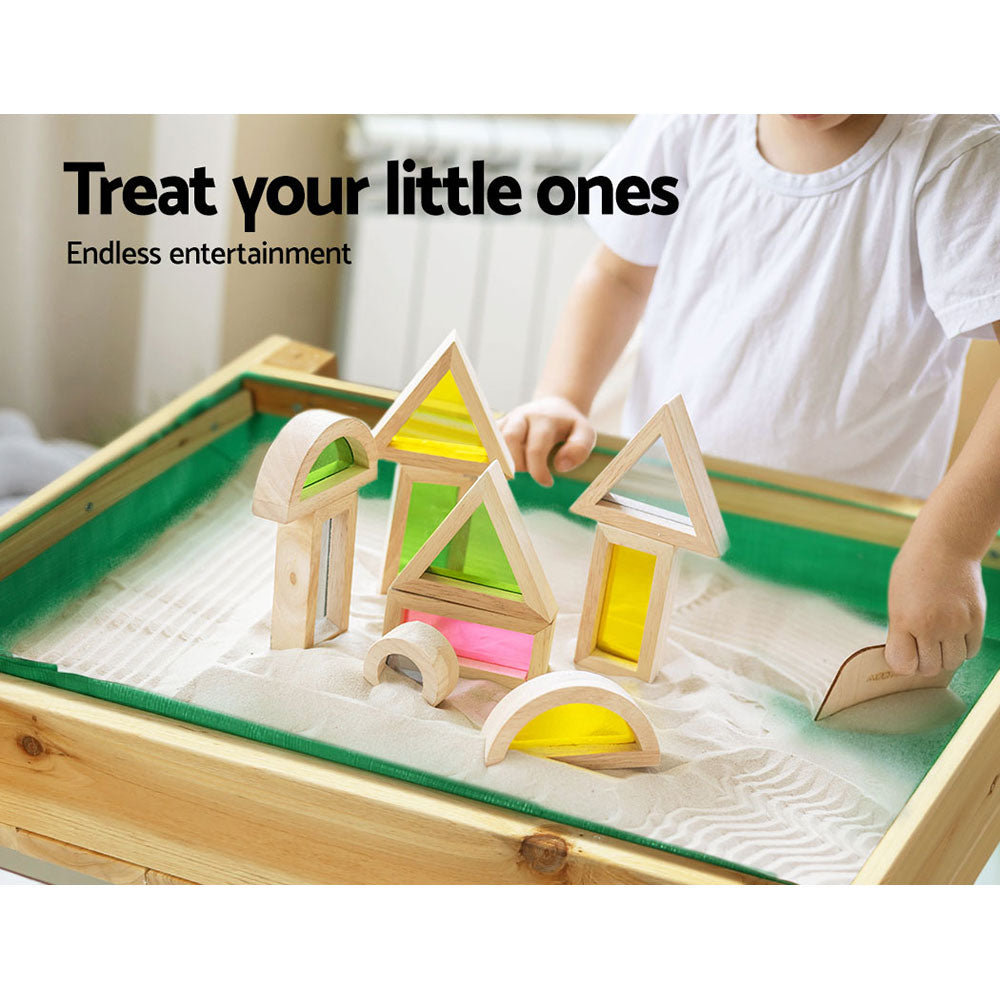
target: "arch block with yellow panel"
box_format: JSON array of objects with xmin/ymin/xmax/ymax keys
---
[{"xmin": 483, "ymin": 671, "xmax": 660, "ymax": 769}]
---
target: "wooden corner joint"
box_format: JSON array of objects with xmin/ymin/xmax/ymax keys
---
[{"xmin": 262, "ymin": 340, "xmax": 339, "ymax": 378}]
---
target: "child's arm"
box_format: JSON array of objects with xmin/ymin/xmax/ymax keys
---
[
  {"xmin": 886, "ymin": 320, "xmax": 1000, "ymax": 675},
  {"xmin": 499, "ymin": 245, "xmax": 657, "ymax": 486}
]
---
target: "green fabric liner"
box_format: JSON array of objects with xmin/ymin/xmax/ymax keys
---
[
  {"xmin": 0, "ymin": 397, "xmax": 262, "ymax": 646},
  {"xmin": 0, "ymin": 376, "xmax": 246, "ymax": 550},
  {"xmin": 2, "ymin": 369, "xmax": 998, "ymax": 884}
]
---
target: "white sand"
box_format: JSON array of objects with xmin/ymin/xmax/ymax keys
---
[{"xmin": 12, "ymin": 450, "xmax": 961, "ymax": 883}]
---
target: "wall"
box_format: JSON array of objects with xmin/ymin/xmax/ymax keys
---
[{"xmin": 0, "ymin": 115, "xmax": 349, "ymax": 443}]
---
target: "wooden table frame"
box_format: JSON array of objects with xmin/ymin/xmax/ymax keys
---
[{"xmin": 1, "ymin": 336, "xmax": 998, "ymax": 884}]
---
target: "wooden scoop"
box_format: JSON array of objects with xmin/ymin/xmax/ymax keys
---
[{"xmin": 815, "ymin": 644, "xmax": 954, "ymax": 722}]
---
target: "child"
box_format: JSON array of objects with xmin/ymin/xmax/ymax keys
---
[{"xmin": 500, "ymin": 114, "xmax": 1000, "ymax": 679}]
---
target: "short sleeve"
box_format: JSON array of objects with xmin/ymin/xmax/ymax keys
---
[
  {"xmin": 915, "ymin": 131, "xmax": 1000, "ymax": 339},
  {"xmin": 585, "ymin": 115, "xmax": 690, "ymax": 267}
]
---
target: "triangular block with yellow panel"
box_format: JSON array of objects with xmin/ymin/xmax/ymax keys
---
[
  {"xmin": 374, "ymin": 332, "xmax": 516, "ymax": 593},
  {"xmin": 571, "ymin": 396, "xmax": 728, "ymax": 683},
  {"xmin": 374, "ymin": 331, "xmax": 515, "ymax": 476},
  {"xmin": 384, "ymin": 461, "xmax": 557, "ymax": 688}
]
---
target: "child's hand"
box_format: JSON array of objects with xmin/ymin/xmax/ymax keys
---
[
  {"xmin": 499, "ymin": 396, "xmax": 597, "ymax": 487},
  {"xmin": 885, "ymin": 528, "xmax": 986, "ymax": 676}
]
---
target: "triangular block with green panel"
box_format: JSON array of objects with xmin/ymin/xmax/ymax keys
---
[{"xmin": 390, "ymin": 462, "xmax": 557, "ymax": 622}]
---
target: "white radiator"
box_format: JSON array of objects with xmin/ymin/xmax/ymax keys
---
[{"xmin": 338, "ymin": 115, "xmax": 626, "ymax": 413}]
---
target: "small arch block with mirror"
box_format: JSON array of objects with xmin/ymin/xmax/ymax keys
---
[{"xmin": 363, "ymin": 621, "xmax": 460, "ymax": 707}]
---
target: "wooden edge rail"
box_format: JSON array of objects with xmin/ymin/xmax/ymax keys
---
[
  {"xmin": 854, "ymin": 667, "xmax": 1000, "ymax": 884},
  {"xmin": 0, "ymin": 335, "xmax": 288, "ymax": 539},
  {"xmin": 242, "ymin": 368, "xmax": 941, "ymax": 562},
  {"xmin": 0, "ymin": 674, "xmax": 773, "ymax": 884},
  {"xmin": 0, "ymin": 391, "xmax": 253, "ymax": 580},
  {"xmin": 0, "ymin": 339, "xmax": 938, "ymax": 580},
  {"xmin": 0, "ymin": 337, "xmax": 337, "ymax": 581},
  {"xmin": 243, "ymin": 366, "xmax": 394, "ymax": 423},
  {"xmin": 0, "ymin": 823, "xmax": 194, "ymax": 884},
  {"xmin": 243, "ymin": 364, "xmax": 925, "ymax": 518},
  {"xmin": 1, "ymin": 344, "xmax": 926, "ymax": 575}
]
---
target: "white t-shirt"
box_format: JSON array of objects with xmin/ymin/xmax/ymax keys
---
[{"xmin": 588, "ymin": 114, "xmax": 1000, "ymax": 498}]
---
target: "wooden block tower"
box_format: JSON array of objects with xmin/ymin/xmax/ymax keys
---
[
  {"xmin": 373, "ymin": 332, "xmax": 515, "ymax": 594},
  {"xmin": 571, "ymin": 396, "xmax": 728, "ymax": 683},
  {"xmin": 253, "ymin": 409, "xmax": 377, "ymax": 649},
  {"xmin": 384, "ymin": 461, "xmax": 557, "ymax": 688}
]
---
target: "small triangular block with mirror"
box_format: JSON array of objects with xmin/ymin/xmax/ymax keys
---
[{"xmin": 570, "ymin": 395, "xmax": 727, "ymax": 558}]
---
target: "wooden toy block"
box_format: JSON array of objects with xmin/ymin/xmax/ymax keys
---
[
  {"xmin": 270, "ymin": 511, "xmax": 324, "ymax": 650},
  {"xmin": 571, "ymin": 395, "xmax": 726, "ymax": 682},
  {"xmin": 270, "ymin": 494, "xmax": 357, "ymax": 649},
  {"xmin": 363, "ymin": 621, "xmax": 460, "ymax": 707},
  {"xmin": 373, "ymin": 331, "xmax": 515, "ymax": 478},
  {"xmin": 385, "ymin": 461, "xmax": 558, "ymax": 687},
  {"xmin": 322, "ymin": 493, "xmax": 358, "ymax": 641},
  {"xmin": 483, "ymin": 671, "xmax": 660, "ymax": 769},
  {"xmin": 383, "ymin": 589, "xmax": 555, "ymax": 688},
  {"xmin": 378, "ymin": 464, "xmax": 477, "ymax": 594},
  {"xmin": 574, "ymin": 523, "xmax": 680, "ymax": 683},
  {"xmin": 815, "ymin": 644, "xmax": 955, "ymax": 722},
  {"xmin": 374, "ymin": 332, "xmax": 514, "ymax": 594},
  {"xmin": 393, "ymin": 461, "xmax": 557, "ymax": 618},
  {"xmin": 570, "ymin": 395, "xmax": 728, "ymax": 557},
  {"xmin": 253, "ymin": 409, "xmax": 375, "ymax": 649},
  {"xmin": 253, "ymin": 409, "xmax": 377, "ymax": 523}
]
